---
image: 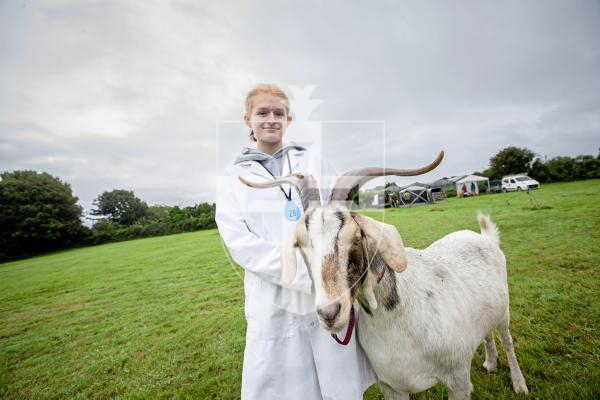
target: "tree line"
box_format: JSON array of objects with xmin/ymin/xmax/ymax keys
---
[
  {"xmin": 2, "ymin": 147, "xmax": 598, "ymax": 262},
  {"xmin": 480, "ymin": 147, "xmax": 600, "ymax": 182},
  {"xmin": 356, "ymin": 147, "xmax": 599, "ymax": 206},
  {"xmin": 0, "ymin": 171, "xmax": 215, "ymax": 262}
]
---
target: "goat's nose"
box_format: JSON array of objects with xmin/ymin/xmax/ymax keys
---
[{"xmin": 317, "ymin": 303, "xmax": 341, "ymax": 324}]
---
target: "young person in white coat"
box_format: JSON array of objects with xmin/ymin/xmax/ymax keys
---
[{"xmin": 216, "ymin": 84, "xmax": 376, "ymax": 399}]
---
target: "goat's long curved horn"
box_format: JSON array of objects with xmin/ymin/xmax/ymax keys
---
[
  {"xmin": 238, "ymin": 173, "xmax": 321, "ymax": 211},
  {"xmin": 328, "ymin": 151, "xmax": 445, "ymax": 203}
]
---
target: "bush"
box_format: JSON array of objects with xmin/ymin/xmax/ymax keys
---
[
  {"xmin": 0, "ymin": 170, "xmax": 88, "ymax": 261},
  {"xmin": 526, "ymin": 153, "xmax": 599, "ymax": 183},
  {"xmin": 89, "ymin": 203, "xmax": 217, "ymax": 245},
  {"xmin": 91, "ymin": 220, "xmax": 121, "ymax": 244}
]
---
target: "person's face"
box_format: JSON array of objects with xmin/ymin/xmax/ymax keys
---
[{"xmin": 244, "ymin": 93, "xmax": 292, "ymax": 145}]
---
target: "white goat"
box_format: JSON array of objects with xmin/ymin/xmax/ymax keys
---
[{"xmin": 239, "ymin": 152, "xmax": 529, "ymax": 399}]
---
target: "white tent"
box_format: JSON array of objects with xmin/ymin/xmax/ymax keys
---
[{"xmin": 455, "ymin": 175, "xmax": 490, "ymax": 197}]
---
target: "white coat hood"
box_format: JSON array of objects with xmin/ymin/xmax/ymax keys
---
[{"xmin": 234, "ymin": 142, "xmax": 306, "ymax": 177}]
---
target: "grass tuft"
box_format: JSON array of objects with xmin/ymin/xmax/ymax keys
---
[
  {"xmin": 523, "ymin": 204, "xmax": 553, "ymax": 211},
  {"xmin": 428, "ymin": 207, "xmax": 446, "ymax": 212}
]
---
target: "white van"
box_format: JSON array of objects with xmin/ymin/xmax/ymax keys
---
[{"xmin": 501, "ymin": 175, "xmax": 540, "ymax": 192}]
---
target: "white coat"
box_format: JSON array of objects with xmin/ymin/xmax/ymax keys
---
[{"xmin": 216, "ymin": 144, "xmax": 376, "ymax": 400}]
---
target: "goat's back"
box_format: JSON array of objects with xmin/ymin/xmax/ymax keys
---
[
  {"xmin": 402, "ymin": 227, "xmax": 509, "ymax": 341},
  {"xmin": 423, "ymin": 228, "xmax": 506, "ymax": 280}
]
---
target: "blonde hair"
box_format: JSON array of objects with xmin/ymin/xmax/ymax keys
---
[{"xmin": 245, "ymin": 83, "xmax": 290, "ymax": 142}]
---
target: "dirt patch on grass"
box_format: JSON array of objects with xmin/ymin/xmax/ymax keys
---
[{"xmin": 523, "ymin": 204, "xmax": 553, "ymax": 211}]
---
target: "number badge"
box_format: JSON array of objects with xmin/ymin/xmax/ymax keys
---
[{"xmin": 284, "ymin": 199, "xmax": 302, "ymax": 221}]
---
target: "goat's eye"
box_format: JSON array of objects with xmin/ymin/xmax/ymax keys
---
[{"xmin": 353, "ymin": 238, "xmax": 361, "ymax": 246}]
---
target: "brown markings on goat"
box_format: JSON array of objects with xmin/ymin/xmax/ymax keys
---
[
  {"xmin": 319, "ymin": 209, "xmax": 348, "ymax": 297},
  {"xmin": 479, "ymin": 216, "xmax": 489, "ymax": 232},
  {"xmin": 346, "ymin": 243, "xmax": 366, "ymax": 297},
  {"xmin": 336, "ymin": 215, "xmax": 365, "ymax": 298},
  {"xmin": 477, "ymin": 246, "xmax": 489, "ymax": 262},
  {"xmin": 434, "ymin": 268, "xmax": 448, "ymax": 282},
  {"xmin": 322, "ymin": 252, "xmax": 339, "ymax": 295}
]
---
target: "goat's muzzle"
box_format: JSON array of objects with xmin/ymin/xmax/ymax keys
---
[{"xmin": 317, "ymin": 302, "xmax": 342, "ymax": 329}]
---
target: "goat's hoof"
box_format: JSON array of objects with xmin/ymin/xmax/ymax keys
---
[
  {"xmin": 482, "ymin": 360, "xmax": 497, "ymax": 372},
  {"xmin": 513, "ymin": 381, "xmax": 529, "ymax": 395}
]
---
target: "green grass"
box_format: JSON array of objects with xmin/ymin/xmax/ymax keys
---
[{"xmin": 1, "ymin": 180, "xmax": 599, "ymax": 399}]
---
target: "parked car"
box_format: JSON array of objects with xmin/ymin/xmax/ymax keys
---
[
  {"xmin": 501, "ymin": 175, "xmax": 540, "ymax": 192},
  {"xmin": 489, "ymin": 180, "xmax": 502, "ymax": 193}
]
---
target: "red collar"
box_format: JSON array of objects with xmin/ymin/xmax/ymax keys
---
[
  {"xmin": 331, "ymin": 306, "xmax": 356, "ymax": 345},
  {"xmin": 331, "ymin": 263, "xmax": 388, "ymax": 346}
]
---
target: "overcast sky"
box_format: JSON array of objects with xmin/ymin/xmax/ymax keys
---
[{"xmin": 1, "ymin": 0, "xmax": 599, "ymax": 217}]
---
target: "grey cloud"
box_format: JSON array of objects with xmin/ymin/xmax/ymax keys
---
[{"xmin": 1, "ymin": 0, "xmax": 599, "ymax": 215}]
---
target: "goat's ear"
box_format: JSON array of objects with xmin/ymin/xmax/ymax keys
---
[
  {"xmin": 281, "ymin": 215, "xmax": 310, "ymax": 286},
  {"xmin": 361, "ymin": 274, "xmax": 379, "ymax": 310},
  {"xmin": 352, "ymin": 213, "xmax": 408, "ymax": 273},
  {"xmin": 281, "ymin": 227, "xmax": 299, "ymax": 286}
]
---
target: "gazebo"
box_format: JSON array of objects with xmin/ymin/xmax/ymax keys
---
[
  {"xmin": 399, "ymin": 185, "xmax": 430, "ymax": 207},
  {"xmin": 455, "ymin": 175, "xmax": 490, "ymax": 197}
]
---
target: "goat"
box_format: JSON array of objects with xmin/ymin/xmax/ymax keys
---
[{"xmin": 239, "ymin": 152, "xmax": 529, "ymax": 399}]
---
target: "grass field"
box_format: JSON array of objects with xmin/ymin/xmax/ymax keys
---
[{"xmin": 1, "ymin": 180, "xmax": 599, "ymax": 399}]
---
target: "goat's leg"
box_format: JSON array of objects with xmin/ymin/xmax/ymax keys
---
[
  {"xmin": 445, "ymin": 365, "xmax": 472, "ymax": 400},
  {"xmin": 379, "ymin": 382, "xmax": 409, "ymax": 400},
  {"xmin": 482, "ymin": 332, "xmax": 498, "ymax": 372},
  {"xmin": 497, "ymin": 314, "xmax": 529, "ymax": 394}
]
